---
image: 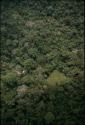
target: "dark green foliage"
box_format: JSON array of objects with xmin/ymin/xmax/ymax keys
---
[{"xmin": 1, "ymin": 0, "xmax": 84, "ymax": 125}]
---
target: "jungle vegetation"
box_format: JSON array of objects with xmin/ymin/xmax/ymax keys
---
[{"xmin": 0, "ymin": 0, "xmax": 84, "ymax": 125}]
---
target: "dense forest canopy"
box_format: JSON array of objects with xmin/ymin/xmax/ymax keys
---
[{"xmin": 1, "ymin": 0, "xmax": 84, "ymax": 125}]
